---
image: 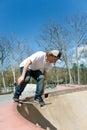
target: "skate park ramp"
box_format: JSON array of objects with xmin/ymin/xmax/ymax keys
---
[{"xmin": 17, "ymin": 89, "xmax": 87, "ymax": 130}]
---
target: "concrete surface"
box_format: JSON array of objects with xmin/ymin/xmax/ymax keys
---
[
  {"xmin": 0, "ymin": 101, "xmax": 43, "ymax": 130},
  {"xmin": 0, "ymin": 84, "xmax": 87, "ymax": 130},
  {"xmin": 17, "ymin": 90, "xmax": 87, "ymax": 130}
]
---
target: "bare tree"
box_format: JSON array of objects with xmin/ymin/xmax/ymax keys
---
[
  {"xmin": 37, "ymin": 21, "xmax": 73, "ymax": 84},
  {"xmin": 7, "ymin": 36, "xmax": 17, "ymax": 84},
  {"xmin": 0, "ymin": 36, "xmax": 9, "ymax": 90},
  {"xmin": 65, "ymin": 14, "xmax": 87, "ymax": 84},
  {"xmin": 7, "ymin": 34, "xmax": 32, "ymax": 84}
]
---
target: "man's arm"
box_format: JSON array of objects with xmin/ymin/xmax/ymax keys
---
[
  {"xmin": 18, "ymin": 59, "xmax": 32, "ymax": 85},
  {"xmin": 43, "ymin": 70, "xmax": 48, "ymax": 80}
]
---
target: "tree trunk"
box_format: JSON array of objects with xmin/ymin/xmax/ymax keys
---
[
  {"xmin": 68, "ymin": 67, "xmax": 73, "ymax": 84},
  {"xmin": 76, "ymin": 35, "xmax": 80, "ymax": 84},
  {"xmin": 0, "ymin": 65, "xmax": 6, "ymax": 90},
  {"xmin": 11, "ymin": 65, "xmax": 16, "ymax": 83}
]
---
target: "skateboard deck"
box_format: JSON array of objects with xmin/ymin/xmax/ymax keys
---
[
  {"xmin": 16, "ymin": 99, "xmax": 37, "ymax": 104},
  {"xmin": 15, "ymin": 99, "xmax": 51, "ymax": 107}
]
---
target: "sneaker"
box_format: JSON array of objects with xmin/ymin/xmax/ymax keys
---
[
  {"xmin": 34, "ymin": 96, "xmax": 45, "ymax": 106},
  {"xmin": 13, "ymin": 94, "xmax": 19, "ymax": 102}
]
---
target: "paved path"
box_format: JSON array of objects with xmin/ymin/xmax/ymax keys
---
[{"xmin": 0, "ymin": 94, "xmax": 13, "ymax": 104}]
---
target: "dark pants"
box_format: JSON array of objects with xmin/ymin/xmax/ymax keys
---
[{"xmin": 15, "ymin": 67, "xmax": 44, "ymax": 98}]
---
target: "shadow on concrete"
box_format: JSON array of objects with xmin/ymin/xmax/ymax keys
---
[{"xmin": 17, "ymin": 104, "xmax": 57, "ymax": 130}]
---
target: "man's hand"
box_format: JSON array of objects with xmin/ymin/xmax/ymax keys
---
[{"xmin": 17, "ymin": 75, "xmax": 24, "ymax": 85}]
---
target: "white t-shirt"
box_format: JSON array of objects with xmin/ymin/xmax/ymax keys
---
[{"xmin": 20, "ymin": 51, "xmax": 52, "ymax": 72}]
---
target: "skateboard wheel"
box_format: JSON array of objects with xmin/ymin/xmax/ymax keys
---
[{"xmin": 45, "ymin": 94, "xmax": 48, "ymax": 98}]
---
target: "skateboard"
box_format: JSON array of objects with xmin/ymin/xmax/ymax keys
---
[
  {"xmin": 15, "ymin": 99, "xmax": 51, "ymax": 107},
  {"xmin": 15, "ymin": 99, "xmax": 37, "ymax": 104}
]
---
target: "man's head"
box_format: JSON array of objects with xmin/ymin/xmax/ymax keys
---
[
  {"xmin": 49, "ymin": 50, "xmax": 62, "ymax": 59},
  {"xmin": 46, "ymin": 50, "xmax": 62, "ymax": 63}
]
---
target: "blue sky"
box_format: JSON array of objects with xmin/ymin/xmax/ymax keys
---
[{"xmin": 0, "ymin": 0, "xmax": 87, "ymax": 51}]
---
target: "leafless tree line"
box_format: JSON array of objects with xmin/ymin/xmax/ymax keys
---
[
  {"xmin": 37, "ymin": 14, "xmax": 87, "ymax": 84},
  {"xmin": 0, "ymin": 35, "xmax": 32, "ymax": 90}
]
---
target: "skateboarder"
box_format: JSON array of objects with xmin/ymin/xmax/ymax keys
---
[{"xmin": 13, "ymin": 50, "xmax": 62, "ymax": 105}]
